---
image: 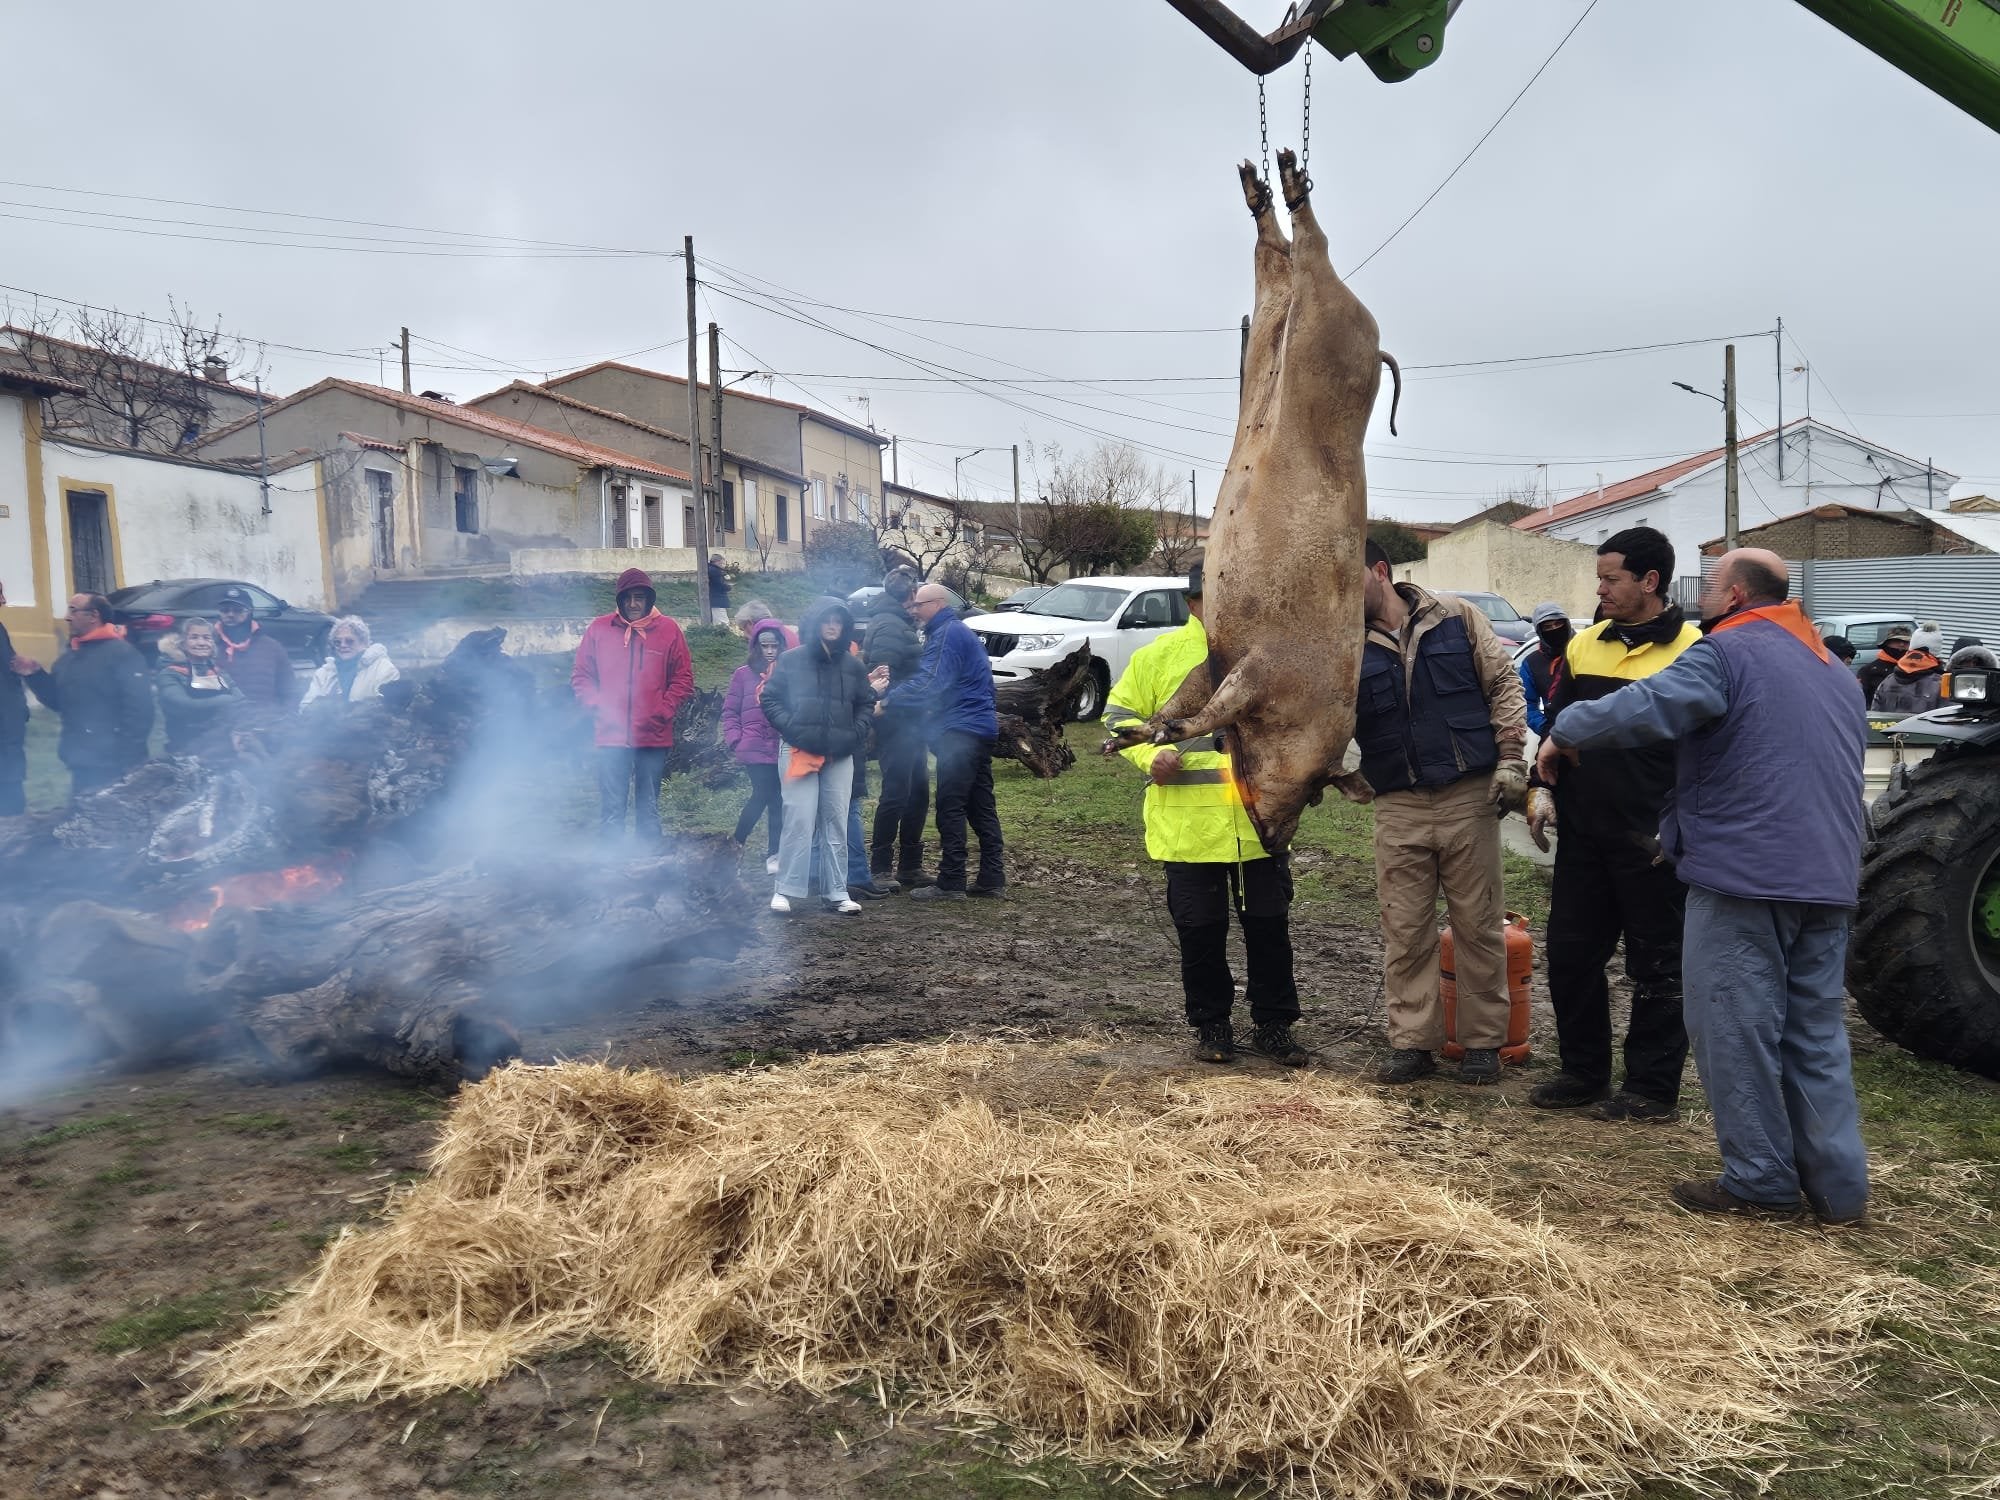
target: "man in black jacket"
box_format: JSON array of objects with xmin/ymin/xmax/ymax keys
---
[
  {"xmin": 864, "ymin": 569, "xmax": 929, "ymax": 888},
  {"xmin": 0, "ymin": 577, "xmax": 29, "ymax": 815},
  {"xmin": 214, "ymin": 585, "xmax": 296, "ymax": 717},
  {"xmin": 1527, "ymin": 527, "xmax": 1702, "ymax": 1121},
  {"xmin": 15, "ymin": 593, "xmax": 155, "ymax": 799}
]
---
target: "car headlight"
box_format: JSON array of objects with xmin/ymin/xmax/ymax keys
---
[
  {"xmin": 1013, "ymin": 633, "xmax": 1068, "ymax": 652},
  {"xmin": 1948, "ymin": 670, "xmax": 1989, "ymax": 703}
]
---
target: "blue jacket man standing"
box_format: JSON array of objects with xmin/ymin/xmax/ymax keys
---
[
  {"xmin": 874, "ymin": 582, "xmax": 1003, "ymax": 899},
  {"xmin": 1538, "ymin": 547, "xmax": 1869, "ymax": 1226}
]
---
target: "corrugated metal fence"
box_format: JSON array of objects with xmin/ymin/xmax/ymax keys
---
[{"xmin": 1694, "ymin": 554, "xmax": 2000, "ymax": 644}]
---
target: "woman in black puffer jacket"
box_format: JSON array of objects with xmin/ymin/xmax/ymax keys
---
[{"xmin": 759, "ymin": 597, "xmax": 874, "ymax": 915}]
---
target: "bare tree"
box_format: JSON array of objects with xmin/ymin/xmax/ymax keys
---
[
  {"xmin": 1152, "ymin": 489, "xmax": 1204, "ymax": 576},
  {"xmin": 7, "ymin": 297, "xmax": 266, "ymax": 452},
  {"xmin": 988, "ymin": 442, "xmax": 1179, "ymax": 581}
]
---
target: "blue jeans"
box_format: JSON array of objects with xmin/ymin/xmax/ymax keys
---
[
  {"xmin": 1683, "ymin": 884, "xmax": 1870, "ymax": 1220},
  {"xmin": 776, "ymin": 747, "xmax": 853, "ymax": 903},
  {"xmin": 596, "ymin": 747, "xmax": 669, "ymax": 840}
]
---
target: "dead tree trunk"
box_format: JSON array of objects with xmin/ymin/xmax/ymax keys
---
[{"xmin": 991, "ymin": 645, "xmax": 1093, "ymax": 778}]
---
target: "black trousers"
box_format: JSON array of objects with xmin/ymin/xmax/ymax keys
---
[
  {"xmin": 871, "ymin": 714, "xmax": 930, "ymax": 877},
  {"xmin": 732, "ymin": 761, "xmax": 781, "ymax": 855},
  {"xmin": 1546, "ymin": 828, "xmax": 1689, "ymax": 1103},
  {"xmin": 596, "ymin": 747, "xmax": 669, "ymax": 840},
  {"xmin": 932, "ymin": 730, "xmax": 1003, "ymax": 891},
  {"xmin": 1165, "ymin": 856, "xmax": 1299, "ymax": 1030}
]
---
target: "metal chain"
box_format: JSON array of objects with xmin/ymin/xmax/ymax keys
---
[
  {"xmin": 1301, "ymin": 41, "xmax": 1313, "ymax": 179},
  {"xmin": 1257, "ymin": 75, "xmax": 1270, "ymax": 181}
]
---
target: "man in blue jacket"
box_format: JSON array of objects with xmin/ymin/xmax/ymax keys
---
[
  {"xmin": 873, "ymin": 582, "xmax": 1003, "ymax": 900},
  {"xmin": 1538, "ymin": 548, "xmax": 1869, "ymax": 1226}
]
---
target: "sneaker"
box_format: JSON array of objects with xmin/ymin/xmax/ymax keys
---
[
  {"xmin": 1528, "ymin": 1073, "xmax": 1612, "ymax": 1110},
  {"xmin": 769, "ymin": 894, "xmax": 792, "ymax": 915},
  {"xmin": 1377, "ymin": 1048, "xmax": 1436, "ymax": 1085},
  {"xmin": 823, "ymin": 897, "xmax": 863, "ymax": 915},
  {"xmin": 1670, "ymin": 1178, "xmax": 1803, "ymax": 1222},
  {"xmin": 1248, "ymin": 1023, "xmax": 1310, "ymax": 1068},
  {"xmin": 907, "ymin": 885, "xmax": 966, "ymax": 902},
  {"xmin": 967, "ymin": 884, "xmax": 1007, "ymax": 900},
  {"xmin": 847, "ymin": 882, "xmax": 893, "ymax": 901},
  {"xmin": 1194, "ymin": 1023, "xmax": 1235, "ymax": 1064},
  {"xmin": 1457, "ymin": 1047, "xmax": 1501, "ymax": 1086},
  {"xmin": 765, "ymin": 855, "xmax": 781, "ymax": 875},
  {"xmin": 1594, "ymin": 1090, "xmax": 1676, "ymax": 1123}
]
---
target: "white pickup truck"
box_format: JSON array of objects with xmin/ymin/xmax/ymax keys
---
[{"xmin": 961, "ymin": 575, "xmax": 1193, "ymax": 720}]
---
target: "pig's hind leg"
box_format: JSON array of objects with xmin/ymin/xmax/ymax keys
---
[{"xmin": 1151, "ymin": 650, "xmax": 1268, "ymax": 744}]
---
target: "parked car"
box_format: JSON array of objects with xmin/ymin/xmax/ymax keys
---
[
  {"xmin": 992, "ymin": 585, "xmax": 1054, "ymax": 613},
  {"xmin": 845, "ymin": 583, "xmax": 967, "ymax": 617},
  {"xmin": 963, "ymin": 575, "xmax": 1191, "ymax": 721},
  {"xmin": 104, "ymin": 578, "xmax": 335, "ymax": 666},
  {"xmin": 1441, "ymin": 590, "xmax": 1532, "ymax": 646},
  {"xmin": 1813, "ymin": 612, "xmax": 1918, "ymax": 667}
]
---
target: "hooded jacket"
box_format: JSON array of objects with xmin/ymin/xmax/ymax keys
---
[
  {"xmin": 881, "ymin": 604, "xmax": 999, "ymax": 741},
  {"xmin": 570, "ymin": 567, "xmax": 695, "ymax": 749},
  {"xmin": 1870, "ymin": 648, "xmax": 1942, "ymax": 716},
  {"xmin": 760, "ymin": 597, "xmax": 873, "ymax": 760},
  {"xmin": 862, "ymin": 592, "xmax": 923, "ymax": 688},
  {"xmin": 25, "ymin": 625, "xmax": 155, "ymax": 778},
  {"xmin": 721, "ymin": 618, "xmax": 790, "ymax": 765},
  {"xmin": 300, "ymin": 641, "xmax": 400, "ymax": 708},
  {"xmin": 1856, "ymin": 644, "xmax": 1905, "ymax": 705}
]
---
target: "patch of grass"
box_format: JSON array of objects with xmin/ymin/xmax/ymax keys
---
[
  {"xmin": 95, "ymin": 1290, "xmax": 237, "ymax": 1352},
  {"xmin": 0, "ymin": 1240, "xmax": 12, "ymax": 1271},
  {"xmin": 4, "ymin": 1112, "xmax": 139, "ymax": 1156},
  {"xmin": 319, "ymin": 1140, "xmax": 382, "ymax": 1171},
  {"xmin": 723, "ymin": 1047, "xmax": 795, "ymax": 1068},
  {"xmin": 214, "ymin": 1110, "xmax": 294, "ymax": 1136},
  {"xmin": 880, "ymin": 1446, "xmax": 1229, "ymax": 1500},
  {"xmin": 47, "ymin": 1252, "xmax": 93, "ymax": 1281},
  {"xmin": 92, "ymin": 1164, "xmax": 149, "ymax": 1186},
  {"xmin": 365, "ymin": 1088, "xmax": 448, "ymax": 1124}
]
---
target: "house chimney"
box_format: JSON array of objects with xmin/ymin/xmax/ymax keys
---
[{"xmin": 203, "ymin": 353, "xmax": 228, "ymax": 384}]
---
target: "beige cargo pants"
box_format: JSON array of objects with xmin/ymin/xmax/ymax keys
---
[{"xmin": 1372, "ymin": 773, "xmax": 1509, "ymax": 1051}]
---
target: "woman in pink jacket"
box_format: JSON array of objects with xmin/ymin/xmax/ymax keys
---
[{"xmin": 721, "ymin": 617, "xmax": 793, "ymax": 872}]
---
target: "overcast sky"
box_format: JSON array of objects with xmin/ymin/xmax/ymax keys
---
[{"xmin": 4, "ymin": 0, "xmax": 1996, "ymax": 524}]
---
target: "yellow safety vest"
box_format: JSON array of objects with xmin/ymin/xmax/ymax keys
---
[{"xmin": 1104, "ymin": 618, "xmax": 1267, "ymax": 864}]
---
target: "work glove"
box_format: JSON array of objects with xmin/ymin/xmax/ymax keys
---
[
  {"xmin": 1488, "ymin": 759, "xmax": 1530, "ymax": 816},
  {"xmin": 1526, "ymin": 787, "xmax": 1556, "ymax": 852}
]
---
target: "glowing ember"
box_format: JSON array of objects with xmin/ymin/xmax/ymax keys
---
[{"xmin": 169, "ymin": 858, "xmax": 350, "ymax": 932}]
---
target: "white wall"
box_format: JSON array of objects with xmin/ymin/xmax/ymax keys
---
[
  {"xmin": 1537, "ymin": 428, "xmax": 1956, "ymax": 590},
  {"xmin": 41, "ymin": 439, "xmax": 328, "ymax": 609},
  {"xmin": 0, "ymin": 393, "xmax": 35, "ymax": 607}
]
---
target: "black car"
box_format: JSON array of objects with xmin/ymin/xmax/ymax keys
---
[{"xmin": 104, "ymin": 579, "xmax": 335, "ymax": 666}]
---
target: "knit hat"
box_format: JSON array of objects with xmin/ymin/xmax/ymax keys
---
[{"xmin": 1909, "ymin": 623, "xmax": 1946, "ymax": 654}]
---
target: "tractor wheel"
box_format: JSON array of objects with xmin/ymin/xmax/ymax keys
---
[{"xmin": 1848, "ymin": 750, "xmax": 2000, "ymax": 1079}]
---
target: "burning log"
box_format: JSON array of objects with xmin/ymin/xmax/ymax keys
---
[{"xmin": 991, "ymin": 645, "xmax": 1093, "ymax": 778}]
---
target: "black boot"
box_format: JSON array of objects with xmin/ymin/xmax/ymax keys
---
[
  {"xmin": 1249, "ymin": 1022, "xmax": 1310, "ymax": 1068},
  {"xmin": 1377, "ymin": 1049, "xmax": 1436, "ymax": 1085},
  {"xmin": 1528, "ymin": 1073, "xmax": 1612, "ymax": 1110},
  {"xmin": 1457, "ymin": 1048, "xmax": 1501, "ymax": 1086},
  {"xmin": 1194, "ymin": 1022, "xmax": 1235, "ymax": 1064}
]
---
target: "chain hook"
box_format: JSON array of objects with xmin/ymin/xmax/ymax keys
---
[
  {"xmin": 1257, "ymin": 74, "xmax": 1270, "ymax": 183},
  {"xmin": 1301, "ymin": 38, "xmax": 1313, "ymax": 181}
]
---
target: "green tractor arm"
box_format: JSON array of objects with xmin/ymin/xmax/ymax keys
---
[{"xmin": 1166, "ymin": 0, "xmax": 2000, "ymax": 133}]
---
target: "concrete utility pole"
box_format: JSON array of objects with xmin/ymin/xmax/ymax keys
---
[
  {"xmin": 708, "ymin": 322, "xmax": 724, "ymax": 543},
  {"xmin": 1012, "ymin": 443, "xmax": 1023, "ymax": 547},
  {"xmin": 1723, "ymin": 342, "xmax": 1740, "ymax": 553},
  {"xmin": 890, "ymin": 435, "xmax": 899, "ymax": 487},
  {"xmin": 254, "ymin": 374, "xmax": 270, "ymax": 516},
  {"xmin": 399, "ymin": 327, "xmax": 412, "ymax": 395},
  {"xmin": 685, "ymin": 235, "xmax": 710, "ymax": 622},
  {"xmin": 1774, "ymin": 316, "xmax": 1783, "ymax": 483}
]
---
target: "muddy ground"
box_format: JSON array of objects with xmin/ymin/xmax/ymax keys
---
[{"xmin": 3, "ymin": 819, "xmax": 1993, "ymax": 1500}]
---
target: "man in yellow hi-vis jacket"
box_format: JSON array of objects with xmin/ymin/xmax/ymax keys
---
[{"xmin": 1104, "ymin": 564, "xmax": 1307, "ymax": 1066}]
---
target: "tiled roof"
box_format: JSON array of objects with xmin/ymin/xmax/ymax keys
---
[
  {"xmin": 546, "ymin": 360, "xmax": 887, "ymax": 445},
  {"xmin": 1512, "ymin": 433, "xmax": 1776, "ymax": 532},
  {"xmin": 339, "ymin": 431, "xmax": 405, "ymax": 454},
  {"xmin": 200, "ymin": 378, "xmax": 692, "ymax": 483},
  {"xmin": 467, "ymin": 380, "xmax": 807, "ymax": 484},
  {"xmin": 0, "ymin": 325, "xmax": 265, "ymax": 399}
]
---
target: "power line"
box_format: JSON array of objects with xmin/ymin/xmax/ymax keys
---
[
  {"xmin": 0, "ymin": 205, "xmax": 656, "ymax": 260},
  {"xmin": 1349, "ymin": 0, "xmax": 1602, "ymax": 278}
]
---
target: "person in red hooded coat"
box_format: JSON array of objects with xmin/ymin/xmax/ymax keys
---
[{"xmin": 570, "ymin": 568, "xmax": 694, "ymax": 840}]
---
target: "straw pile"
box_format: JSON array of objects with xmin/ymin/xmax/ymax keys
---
[{"xmin": 190, "ymin": 1041, "xmax": 1906, "ymax": 1497}]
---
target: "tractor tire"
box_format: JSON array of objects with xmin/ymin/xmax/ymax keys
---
[{"xmin": 1848, "ymin": 749, "xmax": 2000, "ymax": 1079}]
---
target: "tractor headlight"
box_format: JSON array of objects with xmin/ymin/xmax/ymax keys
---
[{"xmin": 1947, "ymin": 670, "xmax": 1989, "ymax": 703}]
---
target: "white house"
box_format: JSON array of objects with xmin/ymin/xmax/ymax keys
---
[{"xmin": 1513, "ymin": 419, "xmax": 1959, "ymax": 598}]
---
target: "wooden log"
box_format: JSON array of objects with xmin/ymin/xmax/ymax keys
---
[{"xmin": 990, "ymin": 644, "xmax": 1093, "ymax": 778}]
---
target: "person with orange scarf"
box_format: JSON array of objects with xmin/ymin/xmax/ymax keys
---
[
  {"xmin": 1537, "ymin": 548, "xmax": 1870, "ymax": 1227},
  {"xmin": 570, "ymin": 568, "xmax": 694, "ymax": 842},
  {"xmin": 1868, "ymin": 622, "xmax": 1946, "ymax": 716},
  {"xmin": 12, "ymin": 592, "xmax": 154, "ymax": 799}
]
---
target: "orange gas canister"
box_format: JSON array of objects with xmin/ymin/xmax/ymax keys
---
[{"xmin": 1440, "ymin": 912, "xmax": 1534, "ymax": 1064}]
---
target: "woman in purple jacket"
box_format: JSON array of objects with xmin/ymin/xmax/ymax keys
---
[{"xmin": 722, "ymin": 619, "xmax": 791, "ymax": 872}]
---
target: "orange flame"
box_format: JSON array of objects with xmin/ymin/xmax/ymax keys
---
[{"xmin": 168, "ymin": 856, "xmax": 350, "ymax": 932}]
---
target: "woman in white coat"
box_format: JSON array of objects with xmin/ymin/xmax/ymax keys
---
[{"xmin": 300, "ymin": 616, "xmax": 400, "ymax": 708}]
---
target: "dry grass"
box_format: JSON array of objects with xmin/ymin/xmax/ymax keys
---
[{"xmin": 188, "ymin": 1040, "xmax": 1937, "ymax": 1498}]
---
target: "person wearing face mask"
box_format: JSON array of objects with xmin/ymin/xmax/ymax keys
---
[
  {"xmin": 1855, "ymin": 625, "xmax": 1911, "ymax": 705},
  {"xmin": 1538, "ymin": 548, "xmax": 1869, "ymax": 1226},
  {"xmin": 155, "ymin": 618, "xmax": 245, "ymax": 755},
  {"xmin": 1518, "ymin": 602, "xmax": 1573, "ymax": 739},
  {"xmin": 212, "ymin": 586, "xmax": 297, "ymax": 713},
  {"xmin": 299, "ymin": 616, "xmax": 400, "ymax": 709},
  {"xmin": 570, "ymin": 568, "xmax": 695, "ymax": 842},
  {"xmin": 759, "ymin": 598, "xmax": 873, "ymax": 915},
  {"xmin": 1869, "ymin": 623, "xmax": 1946, "ymax": 716},
  {"xmin": 722, "ymin": 619, "xmax": 793, "ymax": 874},
  {"xmin": 1526, "ymin": 527, "xmax": 1703, "ymax": 1123}
]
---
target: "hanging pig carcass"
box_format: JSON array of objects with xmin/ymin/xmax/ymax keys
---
[{"xmin": 1106, "ymin": 149, "xmax": 1398, "ymax": 852}]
